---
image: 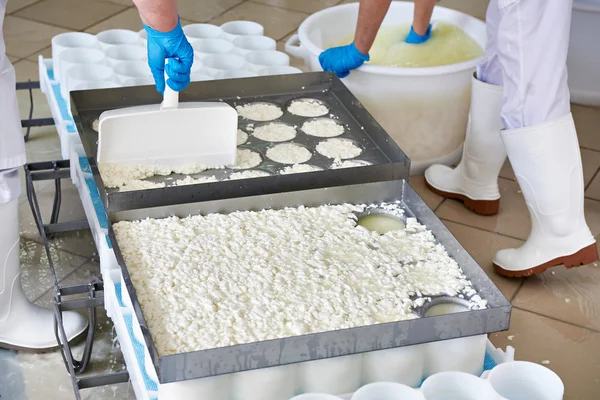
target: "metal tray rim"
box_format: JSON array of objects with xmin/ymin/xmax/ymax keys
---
[{"xmin": 108, "ymin": 179, "xmax": 511, "ymax": 383}]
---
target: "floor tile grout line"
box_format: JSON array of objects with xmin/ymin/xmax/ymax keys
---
[
  {"xmin": 433, "ymin": 198, "xmax": 446, "ymax": 213},
  {"xmin": 31, "ymin": 255, "xmax": 95, "ymax": 303},
  {"xmin": 6, "ymin": 0, "xmax": 47, "ymax": 16},
  {"xmin": 437, "ymin": 217, "xmax": 526, "ymax": 243},
  {"xmin": 509, "ymin": 279, "xmax": 526, "ymax": 302},
  {"xmin": 580, "ymin": 145, "xmax": 600, "ymax": 153},
  {"xmin": 8, "ymin": 14, "xmax": 84, "ymax": 31},
  {"xmin": 498, "ymin": 175, "xmax": 516, "ymax": 182},
  {"xmin": 11, "ymin": 5, "xmax": 132, "ymax": 33},
  {"xmin": 22, "ymin": 45, "xmax": 51, "ymax": 62},
  {"xmin": 247, "ymin": 0, "xmax": 313, "ymax": 15},
  {"xmin": 584, "ymin": 166, "xmax": 600, "ymax": 192},
  {"xmin": 21, "ymin": 234, "xmax": 98, "ymax": 260},
  {"xmin": 81, "ymin": 5, "xmax": 135, "ymax": 32},
  {"xmin": 513, "ymin": 306, "xmax": 600, "ymax": 335},
  {"xmin": 277, "ymin": 27, "xmax": 305, "ymax": 43},
  {"xmin": 205, "ymin": 0, "xmax": 251, "ymax": 24},
  {"xmin": 584, "ymin": 196, "xmax": 600, "ymax": 203}
]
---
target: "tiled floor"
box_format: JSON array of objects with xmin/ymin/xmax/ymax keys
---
[{"xmin": 3, "ymin": 0, "xmax": 600, "ymax": 399}]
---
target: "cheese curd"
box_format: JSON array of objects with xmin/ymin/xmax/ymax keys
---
[
  {"xmin": 99, "ymin": 163, "xmax": 222, "ymax": 191},
  {"xmin": 288, "ymin": 100, "xmax": 329, "ymax": 118},
  {"xmin": 266, "ymin": 143, "xmax": 312, "ymax": 164},
  {"xmin": 316, "ymin": 139, "xmax": 362, "ymax": 160},
  {"xmin": 113, "ymin": 202, "xmax": 485, "ymax": 356},
  {"xmin": 236, "ymin": 103, "xmax": 283, "ymax": 121}
]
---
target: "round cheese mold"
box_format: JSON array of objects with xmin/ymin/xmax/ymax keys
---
[
  {"xmin": 280, "ymin": 164, "xmax": 322, "ymax": 175},
  {"xmin": 232, "ymin": 149, "xmax": 262, "ymax": 169},
  {"xmin": 301, "ymin": 118, "xmax": 344, "ymax": 138},
  {"xmin": 252, "ymin": 122, "xmax": 297, "ymax": 142},
  {"xmin": 237, "ymin": 129, "xmax": 249, "ymax": 146},
  {"xmin": 358, "ymin": 214, "xmax": 406, "ymax": 235},
  {"xmin": 236, "ymin": 102, "xmax": 283, "ymax": 121},
  {"xmin": 317, "ymin": 138, "xmax": 363, "ymax": 160},
  {"xmin": 287, "ymin": 99, "xmax": 329, "ymax": 117},
  {"xmin": 266, "ymin": 143, "xmax": 312, "ymax": 165},
  {"xmin": 229, "ymin": 170, "xmax": 271, "ymax": 180}
]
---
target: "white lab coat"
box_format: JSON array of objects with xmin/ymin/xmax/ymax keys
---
[
  {"xmin": 0, "ymin": 0, "xmax": 26, "ymax": 204},
  {"xmin": 477, "ymin": 0, "xmax": 573, "ymax": 130}
]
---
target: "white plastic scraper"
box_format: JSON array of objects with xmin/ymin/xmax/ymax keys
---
[{"xmin": 96, "ymin": 80, "xmax": 237, "ymax": 168}]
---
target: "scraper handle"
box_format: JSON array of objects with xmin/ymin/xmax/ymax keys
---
[{"xmin": 162, "ymin": 61, "xmax": 179, "ymax": 109}]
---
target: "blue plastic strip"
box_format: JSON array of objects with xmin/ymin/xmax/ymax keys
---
[
  {"xmin": 79, "ymin": 156, "xmax": 92, "ymax": 174},
  {"xmin": 123, "ymin": 314, "xmax": 159, "ymax": 392},
  {"xmin": 114, "ymin": 283, "xmax": 125, "ymax": 308},
  {"xmin": 84, "ymin": 177, "xmax": 109, "ymax": 230},
  {"xmin": 483, "ymin": 352, "xmax": 497, "ymax": 371},
  {"xmin": 51, "ymin": 83, "xmax": 73, "ymax": 123}
]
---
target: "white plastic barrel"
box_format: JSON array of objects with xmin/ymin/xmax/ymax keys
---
[
  {"xmin": 285, "ymin": 2, "xmax": 486, "ymax": 175},
  {"xmin": 567, "ymin": 0, "xmax": 600, "ymax": 106}
]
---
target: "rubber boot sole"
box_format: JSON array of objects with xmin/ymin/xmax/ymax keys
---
[
  {"xmin": 494, "ymin": 243, "xmax": 599, "ymax": 278},
  {"xmin": 0, "ymin": 325, "xmax": 88, "ymax": 354},
  {"xmin": 425, "ymin": 180, "xmax": 500, "ymax": 216}
]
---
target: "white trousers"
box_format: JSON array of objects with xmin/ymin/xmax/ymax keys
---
[
  {"xmin": 477, "ymin": 0, "xmax": 573, "ymax": 130},
  {"xmin": 0, "ymin": 0, "xmax": 26, "ymax": 204}
]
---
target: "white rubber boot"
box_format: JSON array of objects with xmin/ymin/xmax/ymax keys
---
[
  {"xmin": 0, "ymin": 199, "xmax": 88, "ymax": 351},
  {"xmin": 494, "ymin": 114, "xmax": 598, "ymax": 277},
  {"xmin": 425, "ymin": 75, "xmax": 506, "ymax": 215}
]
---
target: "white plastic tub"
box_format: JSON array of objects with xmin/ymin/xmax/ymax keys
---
[
  {"xmin": 285, "ymin": 2, "xmax": 486, "ymax": 175},
  {"xmin": 567, "ymin": 0, "xmax": 600, "ymax": 106}
]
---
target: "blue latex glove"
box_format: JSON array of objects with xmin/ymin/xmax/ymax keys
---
[
  {"xmin": 318, "ymin": 42, "xmax": 370, "ymax": 79},
  {"xmin": 144, "ymin": 18, "xmax": 194, "ymax": 93},
  {"xmin": 406, "ymin": 24, "xmax": 432, "ymax": 44}
]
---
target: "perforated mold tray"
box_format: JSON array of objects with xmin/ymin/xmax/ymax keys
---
[{"xmin": 71, "ymin": 72, "xmax": 410, "ymax": 212}]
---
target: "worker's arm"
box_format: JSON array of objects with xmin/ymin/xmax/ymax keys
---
[
  {"xmin": 406, "ymin": 0, "xmax": 436, "ymax": 43},
  {"xmin": 133, "ymin": 0, "xmax": 194, "ymax": 93},
  {"xmin": 354, "ymin": 0, "xmax": 393, "ymax": 55},
  {"xmin": 319, "ymin": 0, "xmax": 436, "ymax": 78},
  {"xmin": 132, "ymin": 0, "xmax": 178, "ymax": 32},
  {"xmin": 319, "ymin": 0, "xmax": 391, "ymax": 78}
]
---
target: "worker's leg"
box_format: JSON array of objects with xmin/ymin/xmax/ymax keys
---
[
  {"xmin": 0, "ymin": 3, "xmax": 87, "ymax": 350},
  {"xmin": 425, "ymin": 0, "xmax": 507, "ymax": 215},
  {"xmin": 494, "ymin": 0, "xmax": 597, "ymax": 276},
  {"xmin": 0, "ymin": 2, "xmax": 25, "ymax": 170},
  {"xmin": 0, "ymin": 169, "xmax": 88, "ymax": 351},
  {"xmin": 476, "ymin": 0, "xmax": 503, "ymax": 86}
]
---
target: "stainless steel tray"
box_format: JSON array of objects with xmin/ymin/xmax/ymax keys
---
[
  {"xmin": 71, "ymin": 72, "xmax": 410, "ymax": 213},
  {"xmin": 109, "ymin": 179, "xmax": 511, "ymax": 384}
]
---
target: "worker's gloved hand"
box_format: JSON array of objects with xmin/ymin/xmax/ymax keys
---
[
  {"xmin": 318, "ymin": 43, "xmax": 370, "ymax": 79},
  {"xmin": 144, "ymin": 18, "xmax": 194, "ymax": 93},
  {"xmin": 406, "ymin": 24, "xmax": 432, "ymax": 44}
]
